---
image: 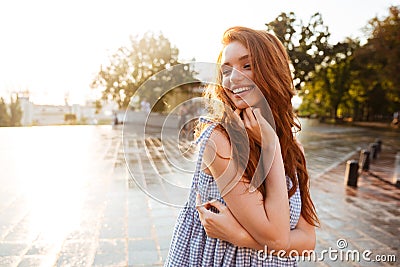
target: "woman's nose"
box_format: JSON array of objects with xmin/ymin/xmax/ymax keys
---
[{"xmin": 230, "ymin": 68, "xmax": 244, "ymax": 83}]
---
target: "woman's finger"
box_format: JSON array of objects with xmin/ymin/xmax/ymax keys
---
[
  {"xmin": 234, "ymin": 108, "xmax": 242, "ymax": 116},
  {"xmin": 242, "ymin": 109, "xmax": 251, "ymax": 128},
  {"xmin": 252, "ymin": 107, "xmax": 262, "ymax": 119},
  {"xmin": 245, "ymin": 107, "xmax": 258, "ymax": 127},
  {"xmin": 233, "ymin": 108, "xmax": 242, "ymax": 123},
  {"xmin": 252, "ymin": 108, "xmax": 267, "ymax": 126},
  {"xmin": 196, "ymin": 193, "xmax": 201, "ymax": 206},
  {"xmin": 207, "ymin": 199, "xmax": 227, "ymax": 213},
  {"xmin": 196, "ymin": 193, "xmax": 207, "ymax": 214},
  {"xmin": 252, "ymin": 108, "xmax": 277, "ymax": 145}
]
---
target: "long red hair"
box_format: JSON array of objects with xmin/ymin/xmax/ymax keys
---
[{"xmin": 198, "ymin": 26, "xmax": 319, "ymax": 227}]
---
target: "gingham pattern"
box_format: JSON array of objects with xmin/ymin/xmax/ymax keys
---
[{"xmin": 165, "ymin": 120, "xmax": 301, "ymax": 267}]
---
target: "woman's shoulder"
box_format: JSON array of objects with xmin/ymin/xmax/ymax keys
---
[
  {"xmin": 200, "ymin": 126, "xmax": 232, "ymax": 172},
  {"xmin": 207, "ymin": 127, "xmax": 231, "ymax": 159},
  {"xmin": 200, "ymin": 126, "xmax": 234, "ymax": 180}
]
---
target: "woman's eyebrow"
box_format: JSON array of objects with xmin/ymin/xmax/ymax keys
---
[
  {"xmin": 222, "ymin": 55, "xmax": 249, "ymax": 67},
  {"xmin": 238, "ymin": 55, "xmax": 249, "ymax": 61}
]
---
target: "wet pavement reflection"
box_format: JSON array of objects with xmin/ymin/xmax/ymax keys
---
[
  {"xmin": 296, "ymin": 118, "xmax": 400, "ymax": 178},
  {"xmin": 0, "ymin": 118, "xmax": 398, "ymax": 266}
]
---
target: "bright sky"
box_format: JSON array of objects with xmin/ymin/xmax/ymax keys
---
[{"xmin": 0, "ymin": 0, "xmax": 399, "ymax": 105}]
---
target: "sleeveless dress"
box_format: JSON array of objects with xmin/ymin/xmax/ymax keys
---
[{"xmin": 165, "ymin": 119, "xmax": 302, "ymax": 267}]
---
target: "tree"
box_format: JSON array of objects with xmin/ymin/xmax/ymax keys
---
[
  {"xmin": 91, "ymin": 32, "xmax": 196, "ymax": 110},
  {"xmin": 298, "ymin": 6, "xmax": 399, "ymax": 121},
  {"xmin": 345, "ymin": 6, "xmax": 400, "ymax": 120},
  {"xmin": 9, "ymin": 96, "xmax": 22, "ymax": 126},
  {"xmin": 266, "ymin": 12, "xmax": 331, "ymax": 89},
  {"xmin": 266, "ymin": 12, "xmax": 364, "ymax": 120},
  {"xmin": 322, "ymin": 58, "xmax": 352, "ymax": 118},
  {"xmin": 300, "ymin": 38, "xmax": 360, "ymax": 118},
  {"xmin": 0, "ymin": 97, "xmax": 10, "ymax": 127},
  {"xmin": 298, "ymin": 79, "xmax": 328, "ymax": 118},
  {"xmin": 359, "ymin": 6, "xmax": 400, "ymax": 114}
]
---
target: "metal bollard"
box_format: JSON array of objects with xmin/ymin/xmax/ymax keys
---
[
  {"xmin": 393, "ymin": 152, "xmax": 400, "ymax": 188},
  {"xmin": 359, "ymin": 149, "xmax": 370, "ymax": 171},
  {"xmin": 375, "ymin": 138, "xmax": 382, "ymax": 153},
  {"xmin": 369, "ymin": 143, "xmax": 379, "ymax": 160},
  {"xmin": 345, "ymin": 160, "xmax": 359, "ymax": 187}
]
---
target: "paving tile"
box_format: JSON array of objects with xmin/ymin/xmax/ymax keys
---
[
  {"xmin": 1, "ymin": 125, "xmax": 399, "ymax": 266},
  {"xmin": 129, "ymin": 239, "xmax": 157, "ymax": 251},
  {"xmin": 99, "ymin": 218, "xmax": 125, "ymax": 239},
  {"xmin": 93, "ymin": 253, "xmax": 126, "ymax": 267},
  {"xmin": 25, "ymin": 241, "xmax": 55, "ymax": 256},
  {"xmin": 0, "ymin": 256, "xmax": 20, "ymax": 266},
  {"xmin": 128, "ymin": 224, "xmax": 152, "ymax": 239},
  {"xmin": 128, "ymin": 250, "xmax": 160, "ymax": 266},
  {"xmin": 0, "ymin": 242, "xmax": 28, "ymax": 256},
  {"xmin": 56, "ymin": 254, "xmax": 90, "ymax": 267},
  {"xmin": 17, "ymin": 256, "xmax": 45, "ymax": 267}
]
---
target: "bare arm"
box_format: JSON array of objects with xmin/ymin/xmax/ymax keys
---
[
  {"xmin": 201, "ymin": 122, "xmax": 290, "ymax": 250},
  {"xmin": 197, "ymin": 200, "xmax": 316, "ymax": 254},
  {"xmin": 197, "ymin": 123, "xmax": 316, "ymax": 253}
]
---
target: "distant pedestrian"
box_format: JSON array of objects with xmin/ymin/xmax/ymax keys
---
[
  {"xmin": 113, "ymin": 112, "xmax": 119, "ymax": 125},
  {"xmin": 392, "ymin": 111, "xmax": 399, "ymax": 125},
  {"xmin": 141, "ymin": 99, "xmax": 150, "ymax": 113}
]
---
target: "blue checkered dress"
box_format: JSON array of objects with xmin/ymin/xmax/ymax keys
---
[{"xmin": 165, "ymin": 119, "xmax": 302, "ymax": 266}]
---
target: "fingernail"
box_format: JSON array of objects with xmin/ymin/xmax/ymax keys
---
[
  {"xmin": 207, "ymin": 197, "xmax": 216, "ymax": 203},
  {"xmin": 249, "ymin": 185, "xmax": 257, "ymax": 193},
  {"xmin": 207, "ymin": 197, "xmax": 217, "ymax": 203}
]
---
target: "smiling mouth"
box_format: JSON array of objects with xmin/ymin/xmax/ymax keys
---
[{"xmin": 231, "ymin": 86, "xmax": 254, "ymax": 94}]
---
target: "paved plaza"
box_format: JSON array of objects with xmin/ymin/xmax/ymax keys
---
[{"xmin": 0, "ymin": 122, "xmax": 399, "ymax": 266}]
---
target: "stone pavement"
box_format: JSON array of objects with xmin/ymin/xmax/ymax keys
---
[
  {"xmin": 0, "ymin": 124, "xmax": 398, "ymax": 267},
  {"xmin": 307, "ymin": 144, "xmax": 399, "ymax": 266},
  {"xmin": 107, "ymin": 125, "xmax": 400, "ymax": 266}
]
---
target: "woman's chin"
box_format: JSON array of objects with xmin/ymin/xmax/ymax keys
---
[{"xmin": 233, "ymin": 100, "xmax": 252, "ymax": 110}]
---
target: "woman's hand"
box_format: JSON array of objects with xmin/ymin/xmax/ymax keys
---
[
  {"xmin": 236, "ymin": 107, "xmax": 277, "ymax": 147},
  {"xmin": 237, "ymin": 107, "xmax": 278, "ymax": 192},
  {"xmin": 196, "ymin": 193, "xmax": 316, "ymax": 254},
  {"xmin": 201, "ymin": 115, "xmax": 290, "ymax": 250},
  {"xmin": 196, "ymin": 194, "xmax": 256, "ymax": 248}
]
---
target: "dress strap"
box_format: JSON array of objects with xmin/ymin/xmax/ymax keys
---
[
  {"xmin": 192, "ymin": 116, "xmax": 218, "ymax": 146},
  {"xmin": 197, "ymin": 123, "xmax": 219, "ymax": 159},
  {"xmin": 198, "ymin": 116, "xmax": 217, "ymax": 124},
  {"xmin": 193, "ymin": 116, "xmax": 219, "ymax": 154},
  {"xmin": 191, "ymin": 119, "xmax": 219, "ymax": 191}
]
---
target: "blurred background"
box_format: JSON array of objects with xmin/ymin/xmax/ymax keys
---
[
  {"xmin": 0, "ymin": 1, "xmax": 399, "ymax": 266},
  {"xmin": 0, "ymin": 0, "xmax": 399, "ymax": 125}
]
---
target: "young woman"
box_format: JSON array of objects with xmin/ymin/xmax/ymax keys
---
[{"xmin": 165, "ymin": 26, "xmax": 319, "ymax": 266}]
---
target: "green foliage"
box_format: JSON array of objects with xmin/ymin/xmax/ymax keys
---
[
  {"xmin": 94, "ymin": 100, "xmax": 102, "ymax": 114},
  {"xmin": 0, "ymin": 96, "xmax": 23, "ymax": 127},
  {"xmin": 0, "ymin": 98, "xmax": 10, "ymax": 127},
  {"xmin": 285, "ymin": 6, "xmax": 399, "ymax": 121},
  {"xmin": 353, "ymin": 6, "xmax": 400, "ymax": 115},
  {"xmin": 64, "ymin": 113, "xmax": 77, "ymax": 122},
  {"xmin": 91, "ymin": 32, "xmax": 196, "ymax": 110},
  {"xmin": 266, "ymin": 12, "xmax": 331, "ymax": 88},
  {"xmin": 9, "ymin": 96, "xmax": 22, "ymax": 126}
]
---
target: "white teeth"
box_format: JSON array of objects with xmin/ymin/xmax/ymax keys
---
[{"xmin": 232, "ymin": 86, "xmax": 252, "ymax": 94}]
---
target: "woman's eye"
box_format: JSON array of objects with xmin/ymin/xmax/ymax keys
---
[
  {"xmin": 222, "ymin": 69, "xmax": 231, "ymax": 76},
  {"xmin": 244, "ymin": 63, "xmax": 251, "ymax": 69}
]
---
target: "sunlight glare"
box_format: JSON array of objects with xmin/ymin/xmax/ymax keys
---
[{"xmin": 12, "ymin": 126, "xmax": 92, "ymax": 244}]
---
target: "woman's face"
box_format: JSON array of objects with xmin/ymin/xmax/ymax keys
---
[{"xmin": 220, "ymin": 41, "xmax": 262, "ymax": 109}]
